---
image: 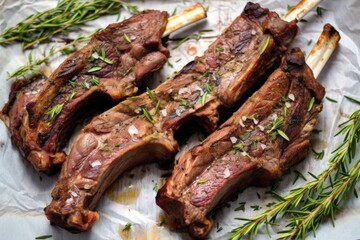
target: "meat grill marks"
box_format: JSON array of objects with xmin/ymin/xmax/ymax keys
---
[
  {"xmin": 0, "ymin": 10, "xmax": 169, "ymax": 173},
  {"xmin": 156, "ymin": 48, "xmax": 325, "ymax": 238},
  {"xmin": 45, "ymin": 2, "xmax": 298, "ymax": 232}
]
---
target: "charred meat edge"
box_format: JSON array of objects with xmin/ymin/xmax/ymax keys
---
[
  {"xmin": 45, "ymin": 2, "xmax": 298, "ymax": 232},
  {"xmin": 157, "ymin": 48, "xmax": 325, "ymax": 238},
  {"xmin": 0, "ymin": 10, "xmax": 169, "ymax": 173}
]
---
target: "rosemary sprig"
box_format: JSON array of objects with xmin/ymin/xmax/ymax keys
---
[
  {"xmin": 0, "ymin": 0, "xmax": 138, "ymax": 49},
  {"xmin": 7, "ymin": 31, "xmax": 99, "ymax": 80},
  {"xmin": 228, "ymin": 107, "xmax": 360, "ymax": 240}
]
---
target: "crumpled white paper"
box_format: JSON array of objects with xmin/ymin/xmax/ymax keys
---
[{"xmin": 0, "ymin": 0, "xmax": 360, "ymax": 239}]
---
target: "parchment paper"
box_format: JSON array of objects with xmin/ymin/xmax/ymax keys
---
[{"xmin": 0, "ymin": 0, "xmax": 360, "ymax": 239}]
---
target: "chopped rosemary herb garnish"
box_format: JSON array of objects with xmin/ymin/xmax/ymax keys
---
[
  {"xmin": 260, "ymin": 36, "xmax": 271, "ymax": 55},
  {"xmin": 90, "ymin": 76, "xmax": 100, "ymax": 86},
  {"xmin": 325, "ymin": 96, "xmax": 337, "ymax": 103},
  {"xmin": 155, "ymin": 100, "xmax": 161, "ymax": 114},
  {"xmin": 214, "ymin": 45, "xmax": 224, "ymax": 53},
  {"xmin": 345, "ymin": 95, "xmax": 360, "ymax": 105},
  {"xmin": 202, "ymin": 83, "xmax": 213, "ymax": 105},
  {"xmin": 233, "ymin": 143, "xmax": 245, "ymax": 152},
  {"xmin": 287, "ymin": 5, "xmax": 294, "ymax": 11},
  {"xmin": 35, "ymin": 235, "xmax": 52, "ymax": 239},
  {"xmin": 142, "ymin": 107, "xmax": 154, "ymax": 124},
  {"xmin": 126, "ymin": 96, "xmax": 139, "ymax": 101},
  {"xmin": 88, "ymin": 66, "xmax": 102, "ymax": 73},
  {"xmin": 312, "ymin": 149, "xmax": 325, "ymax": 159},
  {"xmin": 250, "ymin": 205, "xmax": 262, "ymax": 211},
  {"xmin": 123, "ymin": 33, "xmax": 132, "ymax": 43},
  {"xmin": 293, "ymin": 169, "xmax": 307, "ymax": 184},
  {"xmin": 66, "ymin": 90, "xmax": 77, "ymax": 101},
  {"xmin": 171, "ymin": 8, "xmax": 177, "ymax": 16},
  {"xmin": 46, "ymin": 103, "xmax": 64, "ymax": 122},
  {"xmin": 216, "ymin": 223, "xmax": 223, "ymax": 232},
  {"xmin": 307, "ymin": 39, "xmax": 313, "ymax": 46},
  {"xmin": 122, "ymin": 222, "xmax": 132, "ymax": 232},
  {"xmin": 308, "ymin": 96, "xmax": 315, "ymax": 112},
  {"xmin": 197, "ymin": 179, "xmax": 207, "ymax": 184},
  {"xmin": 99, "ymin": 47, "xmax": 113, "ymax": 64},
  {"xmin": 81, "ymin": 81, "xmax": 89, "ymax": 90},
  {"xmin": 167, "ymin": 60, "xmax": 174, "ymax": 68},
  {"xmin": 153, "ymin": 183, "xmax": 159, "ymax": 192},
  {"xmin": 277, "ymin": 129, "xmax": 289, "ymax": 141},
  {"xmin": 67, "ymin": 80, "xmax": 77, "ymax": 88},
  {"xmin": 235, "ymin": 202, "xmax": 246, "ymax": 212},
  {"xmin": 316, "ymin": 6, "xmax": 324, "ymax": 17},
  {"xmin": 123, "ymin": 67, "xmax": 133, "ymax": 76},
  {"xmin": 146, "ymin": 87, "xmax": 156, "ymax": 103}
]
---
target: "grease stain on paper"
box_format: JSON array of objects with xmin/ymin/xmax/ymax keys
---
[
  {"xmin": 118, "ymin": 224, "xmax": 163, "ymax": 240},
  {"xmin": 106, "ymin": 183, "xmax": 140, "ymax": 204}
]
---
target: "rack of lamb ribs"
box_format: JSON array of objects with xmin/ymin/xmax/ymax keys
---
[
  {"xmin": 0, "ymin": 5, "xmax": 206, "ymax": 174},
  {"xmin": 157, "ymin": 24, "xmax": 340, "ymax": 238},
  {"xmin": 44, "ymin": 2, "xmax": 301, "ymax": 232}
]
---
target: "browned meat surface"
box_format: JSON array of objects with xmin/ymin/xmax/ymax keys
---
[
  {"xmin": 156, "ymin": 48, "xmax": 325, "ymax": 238},
  {"xmin": 45, "ymin": 2, "xmax": 298, "ymax": 232},
  {"xmin": 0, "ymin": 10, "xmax": 169, "ymax": 173}
]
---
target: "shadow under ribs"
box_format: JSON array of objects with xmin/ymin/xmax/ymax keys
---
[
  {"xmin": 1, "ymin": 10, "xmax": 169, "ymax": 173},
  {"xmin": 45, "ymin": 2, "xmax": 298, "ymax": 232},
  {"xmin": 156, "ymin": 48, "xmax": 325, "ymax": 238}
]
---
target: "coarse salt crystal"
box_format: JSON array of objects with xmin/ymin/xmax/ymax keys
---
[
  {"xmin": 90, "ymin": 160, "xmax": 101, "ymax": 168},
  {"xmin": 92, "ymin": 51, "xmax": 99, "ymax": 59},
  {"xmin": 70, "ymin": 191, "xmax": 78, "ymax": 198},
  {"xmin": 128, "ymin": 125, "xmax": 138, "ymax": 135},
  {"xmin": 224, "ymin": 168, "xmax": 230, "ymax": 178},
  {"xmin": 260, "ymin": 143, "xmax": 267, "ymax": 150},
  {"xmin": 161, "ymin": 109, "xmax": 167, "ymax": 117},
  {"xmin": 176, "ymin": 108, "xmax": 182, "ymax": 116},
  {"xmin": 253, "ymin": 118, "xmax": 259, "ymax": 125},
  {"xmin": 285, "ymin": 102, "xmax": 291, "ymax": 108},
  {"xmin": 239, "ymin": 119, "xmax": 245, "ymax": 127},
  {"xmin": 65, "ymin": 198, "xmax": 73, "ymax": 205},
  {"xmin": 178, "ymin": 87, "xmax": 189, "ymax": 95},
  {"xmin": 288, "ymin": 93, "xmax": 295, "ymax": 101},
  {"xmin": 272, "ymin": 113, "xmax": 278, "ymax": 120},
  {"xmin": 241, "ymin": 151, "xmax": 248, "ymax": 157},
  {"xmin": 241, "ymin": 116, "xmax": 247, "ymax": 121},
  {"xmin": 258, "ymin": 125, "xmax": 265, "ymax": 131},
  {"xmin": 230, "ymin": 136, "xmax": 238, "ymax": 144},
  {"xmin": 84, "ymin": 184, "xmax": 91, "ymax": 190}
]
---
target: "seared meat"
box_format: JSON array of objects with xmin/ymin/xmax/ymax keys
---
[
  {"xmin": 0, "ymin": 10, "xmax": 169, "ymax": 173},
  {"xmin": 156, "ymin": 48, "xmax": 325, "ymax": 238},
  {"xmin": 45, "ymin": 2, "xmax": 298, "ymax": 232}
]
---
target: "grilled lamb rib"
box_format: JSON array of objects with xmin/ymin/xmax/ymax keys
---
[
  {"xmin": 156, "ymin": 47, "xmax": 325, "ymax": 238},
  {"xmin": 45, "ymin": 2, "xmax": 298, "ymax": 232},
  {"xmin": 0, "ymin": 10, "xmax": 169, "ymax": 173}
]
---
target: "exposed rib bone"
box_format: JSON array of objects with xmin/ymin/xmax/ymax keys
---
[
  {"xmin": 306, "ymin": 23, "xmax": 341, "ymax": 78},
  {"xmin": 164, "ymin": 3, "xmax": 207, "ymax": 36},
  {"xmin": 282, "ymin": 0, "xmax": 323, "ymax": 22}
]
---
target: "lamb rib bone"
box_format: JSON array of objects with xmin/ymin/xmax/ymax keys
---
[
  {"xmin": 156, "ymin": 23, "xmax": 340, "ymax": 239},
  {"xmin": 44, "ymin": 0, "xmax": 318, "ymax": 233},
  {"xmin": 0, "ymin": 4, "xmax": 206, "ymax": 174}
]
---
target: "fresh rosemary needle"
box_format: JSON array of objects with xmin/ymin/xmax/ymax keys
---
[
  {"xmin": 228, "ymin": 107, "xmax": 360, "ymax": 240},
  {"xmin": 0, "ymin": 0, "xmax": 138, "ymax": 49}
]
